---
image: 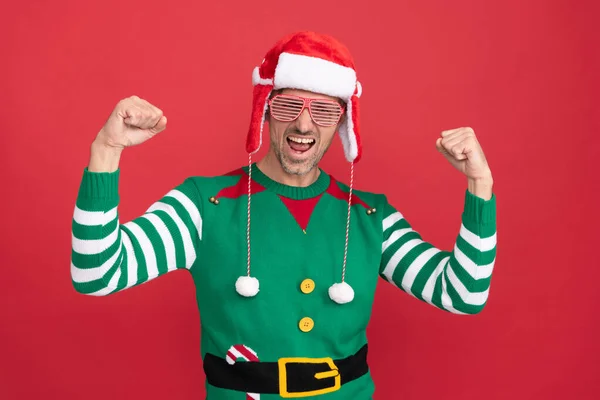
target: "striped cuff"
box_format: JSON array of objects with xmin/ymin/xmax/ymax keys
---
[
  {"xmin": 78, "ymin": 167, "xmax": 120, "ymax": 200},
  {"xmin": 462, "ymin": 189, "xmax": 496, "ymax": 225}
]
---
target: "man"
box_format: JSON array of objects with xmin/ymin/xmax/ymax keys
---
[{"xmin": 71, "ymin": 31, "xmax": 497, "ymax": 399}]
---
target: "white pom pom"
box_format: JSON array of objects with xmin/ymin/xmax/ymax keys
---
[
  {"xmin": 252, "ymin": 66, "xmax": 261, "ymax": 86},
  {"xmin": 236, "ymin": 276, "xmax": 259, "ymax": 297},
  {"xmin": 252, "ymin": 66, "xmax": 273, "ymax": 86},
  {"xmin": 355, "ymin": 81, "xmax": 362, "ymax": 98},
  {"xmin": 328, "ymin": 282, "xmax": 354, "ymax": 304}
]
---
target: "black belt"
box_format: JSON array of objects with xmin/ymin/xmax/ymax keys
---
[{"xmin": 204, "ymin": 344, "xmax": 369, "ymax": 397}]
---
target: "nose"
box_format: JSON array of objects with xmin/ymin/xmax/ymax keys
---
[{"xmin": 295, "ymin": 108, "xmax": 315, "ymax": 133}]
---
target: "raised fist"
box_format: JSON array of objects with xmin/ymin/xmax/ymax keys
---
[{"xmin": 96, "ymin": 95, "xmax": 167, "ymax": 149}]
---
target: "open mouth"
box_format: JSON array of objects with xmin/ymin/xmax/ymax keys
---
[{"xmin": 286, "ymin": 136, "xmax": 316, "ymax": 154}]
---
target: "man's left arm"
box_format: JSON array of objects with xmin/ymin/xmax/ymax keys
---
[{"xmin": 379, "ymin": 127, "xmax": 497, "ymax": 314}]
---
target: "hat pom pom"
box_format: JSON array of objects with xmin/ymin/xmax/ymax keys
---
[
  {"xmin": 236, "ymin": 276, "xmax": 259, "ymax": 297},
  {"xmin": 328, "ymin": 282, "xmax": 354, "ymax": 304},
  {"xmin": 252, "ymin": 66, "xmax": 261, "ymax": 86}
]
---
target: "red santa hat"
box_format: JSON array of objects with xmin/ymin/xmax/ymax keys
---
[{"xmin": 246, "ymin": 31, "xmax": 362, "ymax": 163}]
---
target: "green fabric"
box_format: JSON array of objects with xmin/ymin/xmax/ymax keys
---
[{"xmin": 71, "ymin": 164, "xmax": 497, "ymax": 399}]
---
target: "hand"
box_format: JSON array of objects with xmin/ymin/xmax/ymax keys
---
[
  {"xmin": 95, "ymin": 95, "xmax": 167, "ymax": 150},
  {"xmin": 435, "ymin": 127, "xmax": 492, "ymax": 181}
]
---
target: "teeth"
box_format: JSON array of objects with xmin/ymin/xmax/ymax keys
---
[{"xmin": 288, "ymin": 137, "xmax": 315, "ymax": 144}]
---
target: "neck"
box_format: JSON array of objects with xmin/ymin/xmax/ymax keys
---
[{"xmin": 256, "ymin": 151, "xmax": 320, "ymax": 187}]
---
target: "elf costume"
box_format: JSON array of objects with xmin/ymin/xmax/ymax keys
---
[{"xmin": 71, "ymin": 32, "xmax": 497, "ymax": 399}]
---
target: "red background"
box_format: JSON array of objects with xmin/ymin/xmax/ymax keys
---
[{"xmin": 1, "ymin": 0, "xmax": 599, "ymax": 398}]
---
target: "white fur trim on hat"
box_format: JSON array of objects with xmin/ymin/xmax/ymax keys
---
[
  {"xmin": 338, "ymin": 97, "xmax": 358, "ymax": 162},
  {"xmin": 236, "ymin": 276, "xmax": 259, "ymax": 297},
  {"xmin": 328, "ymin": 282, "xmax": 354, "ymax": 304},
  {"xmin": 252, "ymin": 67, "xmax": 273, "ymax": 86},
  {"xmin": 274, "ymin": 53, "xmax": 357, "ymax": 100}
]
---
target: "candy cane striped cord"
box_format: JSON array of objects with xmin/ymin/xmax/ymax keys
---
[
  {"xmin": 235, "ymin": 155, "xmax": 258, "ymax": 297},
  {"xmin": 226, "ymin": 344, "xmax": 260, "ymax": 400},
  {"xmin": 328, "ymin": 162, "xmax": 356, "ymax": 304},
  {"xmin": 341, "ymin": 162, "xmax": 354, "ymax": 282},
  {"xmin": 247, "ymin": 154, "xmax": 252, "ymax": 277}
]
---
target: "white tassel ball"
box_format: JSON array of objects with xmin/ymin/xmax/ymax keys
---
[
  {"xmin": 328, "ymin": 282, "xmax": 354, "ymax": 304},
  {"xmin": 236, "ymin": 276, "xmax": 259, "ymax": 297}
]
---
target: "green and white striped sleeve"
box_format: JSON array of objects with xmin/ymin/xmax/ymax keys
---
[
  {"xmin": 379, "ymin": 189, "xmax": 497, "ymax": 314},
  {"xmin": 71, "ymin": 168, "xmax": 202, "ymax": 296}
]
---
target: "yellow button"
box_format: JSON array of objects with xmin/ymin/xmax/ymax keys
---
[
  {"xmin": 299, "ymin": 317, "xmax": 314, "ymax": 332},
  {"xmin": 300, "ymin": 279, "xmax": 315, "ymax": 294}
]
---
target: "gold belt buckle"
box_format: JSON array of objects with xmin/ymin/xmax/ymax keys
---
[{"xmin": 277, "ymin": 357, "xmax": 341, "ymax": 398}]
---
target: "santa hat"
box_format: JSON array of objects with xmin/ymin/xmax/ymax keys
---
[
  {"xmin": 237, "ymin": 32, "xmax": 362, "ymax": 305},
  {"xmin": 246, "ymin": 31, "xmax": 362, "ymax": 163}
]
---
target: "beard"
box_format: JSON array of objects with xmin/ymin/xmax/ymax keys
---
[{"xmin": 272, "ymin": 127, "xmax": 334, "ymax": 176}]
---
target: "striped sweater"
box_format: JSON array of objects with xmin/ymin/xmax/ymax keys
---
[{"xmin": 71, "ymin": 164, "xmax": 497, "ymax": 399}]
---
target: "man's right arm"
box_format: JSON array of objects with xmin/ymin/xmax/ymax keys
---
[{"xmin": 71, "ymin": 96, "xmax": 203, "ymax": 296}]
